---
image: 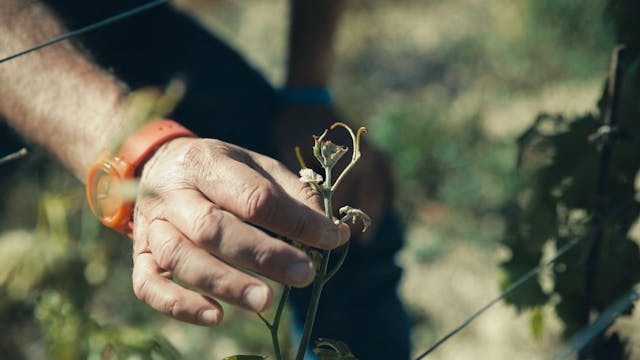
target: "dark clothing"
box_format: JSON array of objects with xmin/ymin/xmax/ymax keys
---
[
  {"xmin": 2, "ymin": 2, "xmax": 411, "ymax": 358},
  {"xmin": 45, "ymin": 0, "xmax": 279, "ymax": 154}
]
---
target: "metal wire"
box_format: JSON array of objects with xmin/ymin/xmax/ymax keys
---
[
  {"xmin": 0, "ymin": 0, "xmax": 169, "ymax": 64},
  {"xmin": 414, "ymin": 199, "xmax": 633, "ymax": 359},
  {"xmin": 552, "ymin": 283, "xmax": 640, "ymax": 359},
  {"xmin": 0, "ymin": 148, "xmax": 28, "ymax": 166}
]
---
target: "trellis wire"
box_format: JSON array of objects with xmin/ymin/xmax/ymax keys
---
[
  {"xmin": 0, "ymin": 0, "xmax": 169, "ymax": 64},
  {"xmin": 0, "ymin": 148, "xmax": 28, "ymax": 166},
  {"xmin": 415, "ymin": 198, "xmax": 634, "ymax": 360},
  {"xmin": 552, "ymin": 283, "xmax": 640, "ymax": 359}
]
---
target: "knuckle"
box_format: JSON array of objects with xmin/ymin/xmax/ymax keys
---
[
  {"xmin": 198, "ymin": 271, "xmax": 232, "ymax": 297},
  {"xmin": 299, "ymin": 183, "xmax": 323, "ymax": 209},
  {"xmin": 181, "ymin": 140, "xmax": 207, "ymax": 168},
  {"xmin": 251, "ymin": 243, "xmax": 286, "ymax": 272},
  {"xmin": 163, "ymin": 296, "xmax": 180, "ymax": 318},
  {"xmin": 190, "ymin": 203, "xmax": 224, "ymax": 244},
  {"xmin": 155, "ymin": 233, "xmax": 184, "ymax": 272},
  {"xmin": 132, "ymin": 274, "xmax": 151, "ymax": 303},
  {"xmin": 263, "ymin": 157, "xmax": 285, "ymax": 173},
  {"xmin": 254, "ymin": 244, "xmax": 280, "ymax": 269},
  {"xmin": 181, "ymin": 139, "xmax": 225, "ymax": 169},
  {"xmin": 241, "ymin": 183, "xmax": 275, "ymax": 221}
]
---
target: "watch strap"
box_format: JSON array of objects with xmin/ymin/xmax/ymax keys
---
[
  {"xmin": 86, "ymin": 119, "xmax": 195, "ymax": 234},
  {"xmin": 117, "ymin": 119, "xmax": 195, "ymax": 168}
]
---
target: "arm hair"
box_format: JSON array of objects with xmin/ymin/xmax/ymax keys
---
[{"xmin": 0, "ymin": 1, "xmax": 130, "ymax": 180}]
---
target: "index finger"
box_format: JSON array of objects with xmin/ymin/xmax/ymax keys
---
[{"xmin": 195, "ymin": 149, "xmax": 349, "ymax": 249}]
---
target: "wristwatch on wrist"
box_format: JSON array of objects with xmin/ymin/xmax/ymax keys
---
[{"xmin": 86, "ymin": 119, "xmax": 196, "ymax": 234}]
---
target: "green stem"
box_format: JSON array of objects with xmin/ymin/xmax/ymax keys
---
[
  {"xmin": 295, "ymin": 249, "xmax": 331, "ymax": 360},
  {"xmin": 257, "ymin": 312, "xmax": 271, "ymax": 328},
  {"xmin": 259, "ymin": 285, "xmax": 291, "ymax": 360},
  {"xmin": 331, "ymin": 157, "xmax": 359, "ymax": 192},
  {"xmin": 324, "ymin": 241, "xmax": 350, "ymax": 284},
  {"xmin": 295, "ymin": 177, "xmax": 334, "ymax": 360},
  {"xmin": 272, "ymin": 286, "xmax": 291, "ymax": 360}
]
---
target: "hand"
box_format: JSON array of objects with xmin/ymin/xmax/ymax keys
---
[
  {"xmin": 274, "ymin": 104, "xmax": 394, "ymax": 242},
  {"xmin": 129, "ymin": 137, "xmax": 351, "ymax": 326}
]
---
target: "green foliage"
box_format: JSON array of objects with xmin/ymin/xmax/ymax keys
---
[
  {"xmin": 34, "ymin": 290, "xmax": 181, "ymax": 360},
  {"xmin": 0, "ymin": 1, "xmax": 632, "ymax": 358},
  {"xmin": 526, "ymin": 0, "xmax": 612, "ymax": 53},
  {"xmin": 0, "ymin": 229, "xmax": 68, "ymax": 300},
  {"xmin": 529, "ymin": 307, "xmax": 545, "ymax": 341},
  {"xmin": 35, "ymin": 291, "xmax": 85, "ymax": 360},
  {"xmin": 513, "ymin": 0, "xmax": 613, "ymax": 87},
  {"xmin": 499, "ymin": 2, "xmax": 640, "ymax": 356},
  {"xmin": 0, "ymin": 176, "xmax": 180, "ymax": 359},
  {"xmin": 370, "ymin": 108, "xmax": 519, "ymax": 247},
  {"xmin": 500, "ymin": 85, "xmax": 640, "ymax": 356}
]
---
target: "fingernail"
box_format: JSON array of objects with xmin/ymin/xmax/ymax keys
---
[
  {"xmin": 338, "ymin": 224, "xmax": 351, "ymax": 244},
  {"xmin": 287, "ymin": 261, "xmax": 314, "ymax": 286},
  {"xmin": 201, "ymin": 309, "xmax": 220, "ymax": 325},
  {"xmin": 321, "ymin": 225, "xmax": 350, "ymax": 249},
  {"xmin": 244, "ymin": 285, "xmax": 269, "ymax": 311}
]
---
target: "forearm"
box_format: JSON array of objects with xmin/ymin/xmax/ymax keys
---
[
  {"xmin": 0, "ymin": 1, "xmax": 129, "ymax": 180},
  {"xmin": 286, "ymin": 0, "xmax": 346, "ymax": 87}
]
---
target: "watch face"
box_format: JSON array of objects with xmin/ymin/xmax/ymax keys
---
[
  {"xmin": 90, "ymin": 163, "xmax": 125, "ymax": 221},
  {"xmin": 86, "ymin": 154, "xmax": 135, "ymax": 233}
]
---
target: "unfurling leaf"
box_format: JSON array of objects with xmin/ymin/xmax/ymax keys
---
[
  {"xmin": 312, "ymin": 129, "xmax": 349, "ymax": 169},
  {"xmin": 320, "ymin": 141, "xmax": 349, "ymax": 168},
  {"xmin": 338, "ymin": 206, "xmax": 371, "ymax": 232}
]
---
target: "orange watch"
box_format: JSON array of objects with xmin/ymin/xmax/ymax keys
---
[{"xmin": 86, "ymin": 119, "xmax": 196, "ymax": 234}]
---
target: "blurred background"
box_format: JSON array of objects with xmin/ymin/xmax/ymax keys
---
[{"xmin": 2, "ymin": 0, "xmax": 640, "ymax": 359}]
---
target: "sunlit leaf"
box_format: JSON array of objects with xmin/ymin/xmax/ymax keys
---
[
  {"xmin": 529, "ymin": 306, "xmax": 544, "ymax": 340},
  {"xmin": 0, "ymin": 230, "xmax": 69, "ymax": 300}
]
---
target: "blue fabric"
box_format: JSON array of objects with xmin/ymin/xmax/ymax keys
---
[
  {"xmin": 5, "ymin": 3, "xmax": 413, "ymax": 358},
  {"xmin": 279, "ymin": 88, "xmax": 334, "ymax": 105}
]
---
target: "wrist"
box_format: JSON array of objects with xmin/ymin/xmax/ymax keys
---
[{"xmin": 85, "ymin": 119, "xmax": 196, "ymax": 234}]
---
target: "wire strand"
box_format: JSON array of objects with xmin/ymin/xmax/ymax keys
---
[
  {"xmin": 414, "ymin": 199, "xmax": 633, "ymax": 359},
  {"xmin": 0, "ymin": 0, "xmax": 169, "ymax": 64},
  {"xmin": 552, "ymin": 283, "xmax": 640, "ymax": 359},
  {"xmin": 0, "ymin": 148, "xmax": 28, "ymax": 166}
]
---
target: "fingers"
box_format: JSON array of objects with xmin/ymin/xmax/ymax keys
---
[
  {"xmin": 163, "ymin": 189, "xmax": 316, "ymax": 286},
  {"xmin": 132, "ymin": 250, "xmax": 224, "ymax": 326},
  {"xmin": 145, "ymin": 219, "xmax": 273, "ymax": 312},
  {"xmin": 247, "ymin": 152, "xmax": 353, "ymax": 246},
  {"xmin": 195, "ymin": 149, "xmax": 350, "ymax": 249},
  {"xmin": 130, "ymin": 137, "xmax": 354, "ymax": 328}
]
